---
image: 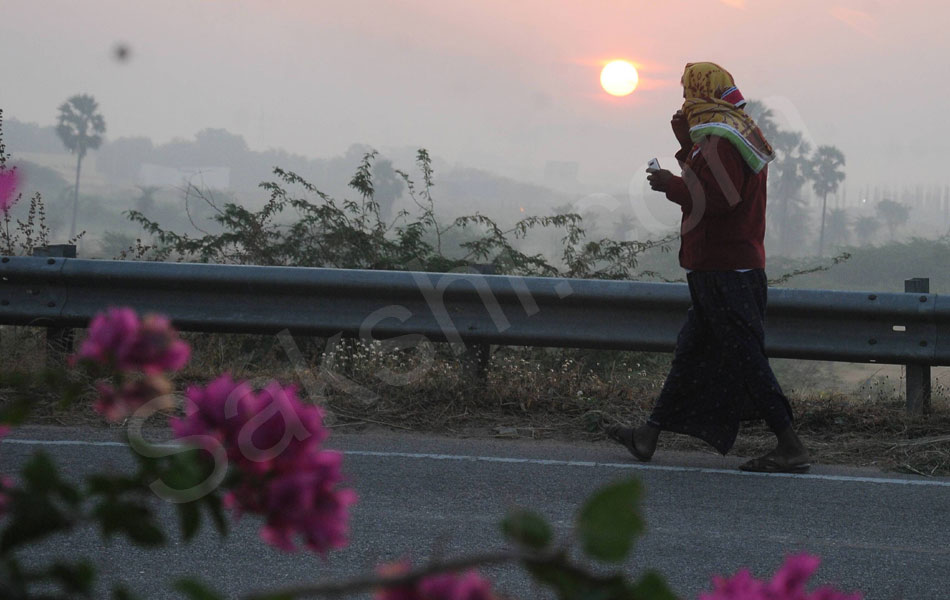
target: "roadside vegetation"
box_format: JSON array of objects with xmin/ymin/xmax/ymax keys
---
[
  {"xmin": 2, "ymin": 110, "xmax": 949, "ymax": 477},
  {"xmin": 5, "ymin": 324, "xmax": 949, "ymax": 476},
  {"xmin": 0, "ymin": 307, "xmax": 864, "ymax": 599}
]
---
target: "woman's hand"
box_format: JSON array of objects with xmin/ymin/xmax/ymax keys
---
[
  {"xmin": 647, "ymin": 169, "xmax": 674, "ymax": 193},
  {"xmin": 671, "ymin": 110, "xmax": 692, "ymax": 151}
]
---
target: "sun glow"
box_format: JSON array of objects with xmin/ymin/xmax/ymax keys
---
[{"xmin": 600, "ymin": 60, "xmax": 639, "ymax": 96}]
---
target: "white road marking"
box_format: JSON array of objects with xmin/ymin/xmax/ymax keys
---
[
  {"xmin": 3, "ymin": 439, "xmax": 135, "ymax": 448},
  {"xmin": 3, "ymin": 438, "xmax": 950, "ymax": 487},
  {"xmin": 342, "ymin": 450, "xmax": 950, "ymax": 487}
]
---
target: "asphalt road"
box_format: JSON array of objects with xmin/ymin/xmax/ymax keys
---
[{"xmin": 2, "ymin": 425, "xmax": 949, "ymax": 600}]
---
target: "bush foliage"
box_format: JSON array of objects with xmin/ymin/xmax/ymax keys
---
[{"xmin": 125, "ymin": 150, "xmax": 678, "ymax": 280}]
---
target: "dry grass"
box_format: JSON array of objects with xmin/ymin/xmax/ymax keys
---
[{"xmin": 4, "ymin": 327, "xmax": 949, "ymax": 476}]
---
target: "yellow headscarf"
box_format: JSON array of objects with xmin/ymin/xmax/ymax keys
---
[{"xmin": 681, "ymin": 62, "xmax": 775, "ymax": 173}]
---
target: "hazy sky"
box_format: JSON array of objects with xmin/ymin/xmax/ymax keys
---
[{"xmin": 3, "ymin": 0, "xmax": 948, "ymax": 193}]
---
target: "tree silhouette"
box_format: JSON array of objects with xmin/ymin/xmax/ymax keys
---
[
  {"xmin": 768, "ymin": 130, "xmax": 814, "ymax": 256},
  {"xmin": 744, "ymin": 100, "xmax": 781, "ymax": 144},
  {"xmin": 875, "ymin": 199, "xmax": 910, "ymax": 241},
  {"xmin": 824, "ymin": 208, "xmax": 850, "ymax": 248},
  {"xmin": 371, "ymin": 157, "xmax": 404, "ymax": 221},
  {"xmin": 56, "ymin": 94, "xmax": 106, "ymax": 238},
  {"xmin": 853, "ymin": 215, "xmax": 880, "ymax": 246},
  {"xmin": 134, "ymin": 185, "xmax": 161, "ymax": 215},
  {"xmin": 811, "ymin": 145, "xmax": 846, "ymax": 256},
  {"xmin": 746, "ymin": 100, "xmax": 814, "ymax": 257}
]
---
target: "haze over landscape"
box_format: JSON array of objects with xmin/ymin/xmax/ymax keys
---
[
  {"xmin": 3, "ymin": 4, "xmax": 950, "ymax": 600},
  {"xmin": 3, "ymin": 0, "xmax": 949, "ymax": 188},
  {"xmin": 2, "ymin": 0, "xmax": 946, "ymax": 391},
  {"xmin": 1, "ymin": 0, "xmax": 948, "ymax": 273}
]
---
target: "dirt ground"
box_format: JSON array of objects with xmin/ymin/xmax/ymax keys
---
[{"xmin": 5, "ymin": 330, "xmax": 949, "ymax": 476}]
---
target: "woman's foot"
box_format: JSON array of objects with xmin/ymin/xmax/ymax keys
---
[
  {"xmin": 605, "ymin": 423, "xmax": 659, "ymax": 462},
  {"xmin": 738, "ymin": 449, "xmax": 811, "ymax": 473},
  {"xmin": 739, "ymin": 426, "xmax": 810, "ymax": 473}
]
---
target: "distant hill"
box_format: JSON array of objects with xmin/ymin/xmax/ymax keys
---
[{"xmin": 4, "ymin": 117, "xmax": 586, "ymax": 254}]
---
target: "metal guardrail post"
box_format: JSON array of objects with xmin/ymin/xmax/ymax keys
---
[
  {"xmin": 461, "ymin": 263, "xmax": 495, "ymax": 382},
  {"xmin": 904, "ymin": 277, "xmax": 931, "ymax": 414},
  {"xmin": 30, "ymin": 245, "xmax": 77, "ymax": 365}
]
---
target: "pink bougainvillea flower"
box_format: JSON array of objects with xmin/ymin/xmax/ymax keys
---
[
  {"xmin": 93, "ymin": 375, "xmax": 174, "ymax": 422},
  {"xmin": 235, "ymin": 381, "xmax": 328, "ymax": 473},
  {"xmin": 72, "ymin": 307, "xmax": 141, "ymax": 368},
  {"xmin": 121, "ymin": 314, "xmax": 190, "ymax": 374},
  {"xmin": 0, "ymin": 167, "xmax": 20, "ymax": 214},
  {"xmin": 256, "ymin": 457, "xmax": 358, "ymax": 553},
  {"xmin": 171, "ymin": 374, "xmax": 254, "ymax": 455},
  {"xmin": 171, "ymin": 375, "xmax": 315, "ymax": 472},
  {"xmin": 699, "ymin": 554, "xmax": 862, "ymax": 600},
  {"xmin": 374, "ymin": 561, "xmax": 496, "ymax": 600},
  {"xmin": 767, "ymin": 553, "xmax": 822, "ymax": 596},
  {"xmin": 172, "ymin": 374, "xmax": 356, "ymax": 556},
  {"xmin": 700, "ymin": 568, "xmax": 764, "ymax": 600},
  {"xmin": 72, "ymin": 307, "xmax": 190, "ymax": 374}
]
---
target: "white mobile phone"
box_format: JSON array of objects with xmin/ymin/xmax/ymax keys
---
[{"xmin": 646, "ymin": 158, "xmax": 661, "ymax": 173}]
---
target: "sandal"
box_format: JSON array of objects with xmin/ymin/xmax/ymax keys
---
[
  {"xmin": 738, "ymin": 454, "xmax": 811, "ymax": 474},
  {"xmin": 605, "ymin": 424, "xmax": 652, "ymax": 462}
]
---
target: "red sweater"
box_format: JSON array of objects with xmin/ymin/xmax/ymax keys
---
[{"xmin": 664, "ymin": 136, "xmax": 768, "ymax": 270}]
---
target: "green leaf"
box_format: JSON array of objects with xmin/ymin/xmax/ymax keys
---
[
  {"xmin": 501, "ymin": 509, "xmax": 552, "ymax": 550},
  {"xmin": 48, "ymin": 560, "xmax": 96, "ymax": 596},
  {"xmin": 87, "ymin": 474, "xmax": 138, "ymax": 496},
  {"xmin": 525, "ymin": 555, "xmax": 632, "ymax": 600},
  {"xmin": 93, "ymin": 500, "xmax": 166, "ymax": 547},
  {"xmin": 203, "ymin": 493, "xmax": 229, "ymax": 537},
  {"xmin": 0, "ymin": 391, "xmax": 34, "ymax": 425},
  {"xmin": 163, "ymin": 449, "xmax": 213, "ymax": 490},
  {"xmin": 0, "ymin": 503, "xmax": 68, "ymax": 553},
  {"xmin": 112, "ymin": 584, "xmax": 141, "ymax": 600},
  {"xmin": 174, "ymin": 578, "xmax": 225, "ymax": 600},
  {"xmin": 178, "ymin": 501, "xmax": 202, "ymax": 542},
  {"xmin": 629, "ymin": 571, "xmax": 676, "ymax": 600},
  {"xmin": 21, "ymin": 451, "xmax": 60, "ymax": 492},
  {"xmin": 0, "ymin": 480, "xmax": 73, "ymax": 553},
  {"xmin": 576, "ymin": 479, "xmax": 644, "ymax": 563}
]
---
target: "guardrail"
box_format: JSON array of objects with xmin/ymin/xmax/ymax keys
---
[{"xmin": 1, "ymin": 252, "xmax": 946, "ymax": 413}]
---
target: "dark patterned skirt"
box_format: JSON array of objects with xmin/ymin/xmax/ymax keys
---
[{"xmin": 647, "ymin": 269, "xmax": 793, "ymax": 455}]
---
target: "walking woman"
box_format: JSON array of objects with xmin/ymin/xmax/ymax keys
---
[{"xmin": 607, "ymin": 62, "xmax": 810, "ymax": 473}]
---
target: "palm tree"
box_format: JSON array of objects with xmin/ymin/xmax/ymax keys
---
[
  {"xmin": 768, "ymin": 129, "xmax": 814, "ymax": 256},
  {"xmin": 811, "ymin": 145, "xmax": 846, "ymax": 256},
  {"xmin": 56, "ymin": 94, "xmax": 106, "ymax": 238},
  {"xmin": 748, "ymin": 100, "xmax": 817, "ymax": 256},
  {"xmin": 745, "ymin": 100, "xmax": 781, "ymax": 143},
  {"xmin": 875, "ymin": 199, "xmax": 910, "ymax": 241}
]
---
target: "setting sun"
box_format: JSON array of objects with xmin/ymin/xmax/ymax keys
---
[{"xmin": 600, "ymin": 60, "xmax": 639, "ymax": 96}]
